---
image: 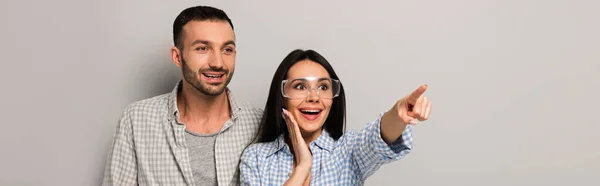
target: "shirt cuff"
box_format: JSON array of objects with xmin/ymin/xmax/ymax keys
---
[{"xmin": 370, "ymin": 111, "xmax": 414, "ymax": 159}]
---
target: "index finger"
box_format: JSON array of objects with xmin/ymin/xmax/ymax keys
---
[{"xmin": 406, "ymin": 84, "xmax": 428, "ymax": 103}]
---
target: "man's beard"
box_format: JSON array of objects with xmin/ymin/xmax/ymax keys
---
[{"xmin": 181, "ymin": 57, "xmax": 234, "ymax": 96}]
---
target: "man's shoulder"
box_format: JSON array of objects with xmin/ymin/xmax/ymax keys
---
[
  {"xmin": 233, "ymin": 99, "xmax": 264, "ymax": 130},
  {"xmin": 237, "ymin": 100, "xmax": 264, "ymax": 117},
  {"xmin": 228, "ymin": 92, "xmax": 264, "ymax": 119},
  {"xmin": 121, "ymin": 93, "xmax": 171, "ymax": 118}
]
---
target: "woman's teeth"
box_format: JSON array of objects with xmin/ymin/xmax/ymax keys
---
[{"xmin": 300, "ymin": 109, "xmax": 321, "ymax": 114}]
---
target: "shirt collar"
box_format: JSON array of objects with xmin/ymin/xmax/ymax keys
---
[
  {"xmin": 312, "ymin": 129, "xmax": 335, "ymax": 152},
  {"xmin": 266, "ymin": 129, "xmax": 336, "ymax": 157},
  {"xmin": 269, "ymin": 135, "xmax": 290, "ymax": 156},
  {"xmin": 167, "ymin": 80, "xmax": 243, "ymax": 124}
]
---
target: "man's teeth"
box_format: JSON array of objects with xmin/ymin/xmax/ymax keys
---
[{"xmin": 204, "ymin": 74, "xmax": 224, "ymax": 78}]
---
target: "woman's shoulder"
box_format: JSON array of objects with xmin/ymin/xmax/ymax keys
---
[
  {"xmin": 246, "ymin": 140, "xmax": 277, "ymax": 150},
  {"xmin": 328, "ymin": 130, "xmax": 366, "ymax": 149},
  {"xmin": 242, "ymin": 140, "xmax": 280, "ymax": 157},
  {"xmin": 336, "ymin": 130, "xmax": 360, "ymax": 141}
]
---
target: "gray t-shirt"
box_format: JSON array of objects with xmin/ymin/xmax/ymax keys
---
[{"xmin": 185, "ymin": 130, "xmax": 218, "ymax": 186}]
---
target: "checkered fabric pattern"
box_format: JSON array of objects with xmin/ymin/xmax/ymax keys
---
[
  {"xmin": 239, "ymin": 113, "xmax": 413, "ymax": 186},
  {"xmin": 102, "ymin": 81, "xmax": 263, "ymax": 186}
]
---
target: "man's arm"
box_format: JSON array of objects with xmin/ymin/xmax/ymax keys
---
[{"xmin": 101, "ymin": 109, "xmax": 138, "ymax": 186}]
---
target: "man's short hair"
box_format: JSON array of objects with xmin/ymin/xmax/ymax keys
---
[{"xmin": 173, "ymin": 6, "xmax": 234, "ymax": 50}]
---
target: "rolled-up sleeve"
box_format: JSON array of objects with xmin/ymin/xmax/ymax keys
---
[
  {"xmin": 348, "ymin": 111, "xmax": 413, "ymax": 180},
  {"xmin": 102, "ymin": 108, "xmax": 138, "ymax": 186}
]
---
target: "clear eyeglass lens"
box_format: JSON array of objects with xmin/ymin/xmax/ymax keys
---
[{"xmin": 283, "ymin": 78, "xmax": 340, "ymax": 99}]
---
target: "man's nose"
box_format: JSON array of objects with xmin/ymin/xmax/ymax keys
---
[{"xmin": 208, "ymin": 50, "xmax": 224, "ymax": 69}]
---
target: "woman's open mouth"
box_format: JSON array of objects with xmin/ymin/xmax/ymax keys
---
[{"xmin": 298, "ymin": 108, "xmax": 322, "ymax": 121}]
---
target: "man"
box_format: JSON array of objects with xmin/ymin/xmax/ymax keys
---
[{"xmin": 102, "ymin": 6, "xmax": 262, "ymax": 186}]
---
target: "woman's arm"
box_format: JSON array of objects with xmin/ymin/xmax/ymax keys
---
[
  {"xmin": 282, "ymin": 109, "xmax": 312, "ymax": 186},
  {"xmin": 381, "ymin": 85, "xmax": 431, "ymax": 144},
  {"xmin": 240, "ymin": 110, "xmax": 312, "ymax": 186},
  {"xmin": 284, "ymin": 166, "xmax": 311, "ymax": 186},
  {"xmin": 348, "ymin": 84, "xmax": 431, "ymax": 180},
  {"xmin": 239, "ymin": 145, "xmax": 261, "ymax": 186}
]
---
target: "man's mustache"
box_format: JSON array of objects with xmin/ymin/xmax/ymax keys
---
[{"xmin": 199, "ymin": 67, "xmax": 229, "ymax": 74}]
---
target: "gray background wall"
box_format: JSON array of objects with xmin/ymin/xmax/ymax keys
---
[{"xmin": 0, "ymin": 0, "xmax": 598, "ymax": 185}]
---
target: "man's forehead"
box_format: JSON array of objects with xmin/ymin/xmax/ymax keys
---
[{"xmin": 183, "ymin": 20, "xmax": 235, "ymax": 44}]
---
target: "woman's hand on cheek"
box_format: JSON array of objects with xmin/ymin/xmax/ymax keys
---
[{"xmin": 282, "ymin": 109, "xmax": 312, "ymax": 169}]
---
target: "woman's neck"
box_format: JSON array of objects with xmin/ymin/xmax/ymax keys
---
[{"xmin": 300, "ymin": 129, "xmax": 323, "ymax": 145}]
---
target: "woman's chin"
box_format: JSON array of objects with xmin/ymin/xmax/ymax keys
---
[{"xmin": 298, "ymin": 123, "xmax": 324, "ymax": 136}]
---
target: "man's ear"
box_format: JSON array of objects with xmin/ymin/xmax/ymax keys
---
[{"xmin": 171, "ymin": 46, "xmax": 182, "ymax": 68}]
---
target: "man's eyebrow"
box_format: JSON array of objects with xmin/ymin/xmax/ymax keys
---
[
  {"xmin": 190, "ymin": 40, "xmax": 235, "ymax": 48},
  {"xmin": 223, "ymin": 40, "xmax": 236, "ymax": 47},
  {"xmin": 190, "ymin": 40, "xmax": 211, "ymax": 46}
]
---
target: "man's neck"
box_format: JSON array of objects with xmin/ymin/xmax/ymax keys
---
[{"xmin": 176, "ymin": 82, "xmax": 231, "ymax": 133}]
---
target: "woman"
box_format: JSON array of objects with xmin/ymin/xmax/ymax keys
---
[{"xmin": 240, "ymin": 49, "xmax": 432, "ymax": 185}]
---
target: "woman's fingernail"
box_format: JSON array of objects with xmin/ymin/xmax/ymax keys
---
[{"xmin": 410, "ymin": 119, "xmax": 419, "ymax": 125}]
